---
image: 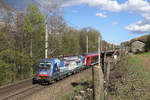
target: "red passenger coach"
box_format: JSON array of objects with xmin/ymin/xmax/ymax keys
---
[{"xmin": 85, "ymin": 53, "xmax": 99, "ymax": 66}]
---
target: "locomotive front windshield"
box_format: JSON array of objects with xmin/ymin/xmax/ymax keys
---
[{"xmin": 38, "ymin": 63, "xmax": 51, "ymax": 71}]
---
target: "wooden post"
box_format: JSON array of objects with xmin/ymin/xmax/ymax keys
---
[
  {"xmin": 101, "ymin": 55, "xmax": 104, "ymax": 72},
  {"xmin": 93, "ymin": 65, "xmax": 104, "ymax": 100},
  {"xmin": 92, "ymin": 36, "xmax": 104, "ymax": 100},
  {"xmin": 86, "ymin": 35, "xmax": 88, "ymax": 54},
  {"xmin": 104, "ymin": 50, "xmax": 107, "ymax": 79},
  {"xmin": 106, "ymin": 61, "xmax": 110, "ymax": 82},
  {"xmin": 98, "ymin": 37, "xmax": 101, "ymax": 66},
  {"xmin": 120, "ymin": 47, "xmax": 122, "ymax": 59}
]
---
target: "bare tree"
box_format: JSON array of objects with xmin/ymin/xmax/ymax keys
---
[
  {"xmin": 0, "ymin": 0, "xmax": 11, "ymax": 11},
  {"xmin": 31, "ymin": 0, "xmax": 65, "ymax": 57}
]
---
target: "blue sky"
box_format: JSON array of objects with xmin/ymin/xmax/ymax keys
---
[
  {"xmin": 4, "ymin": 0, "xmax": 150, "ymax": 44},
  {"xmin": 62, "ymin": 4, "xmax": 143, "ymax": 44}
]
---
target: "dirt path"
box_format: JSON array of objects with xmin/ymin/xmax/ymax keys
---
[{"xmin": 137, "ymin": 55, "xmax": 150, "ymax": 71}]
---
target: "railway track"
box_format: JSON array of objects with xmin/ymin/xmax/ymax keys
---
[
  {"xmin": 0, "ymin": 68, "xmax": 91, "ymax": 100},
  {"xmin": 2, "ymin": 85, "xmax": 40, "ymax": 100},
  {"xmin": 23, "ymin": 68, "xmax": 93, "ymax": 100},
  {"xmin": 0, "ymin": 79, "xmax": 32, "ymax": 99},
  {"xmin": 0, "ymin": 56, "xmax": 116, "ymax": 100}
]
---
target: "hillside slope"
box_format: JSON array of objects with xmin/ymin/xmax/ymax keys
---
[{"xmin": 108, "ymin": 53, "xmax": 150, "ymax": 100}]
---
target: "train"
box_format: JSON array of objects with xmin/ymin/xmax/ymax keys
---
[
  {"xmin": 32, "ymin": 53, "xmax": 101, "ymax": 84},
  {"xmin": 32, "ymin": 51, "xmax": 119, "ymax": 84}
]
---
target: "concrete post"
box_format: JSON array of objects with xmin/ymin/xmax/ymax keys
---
[{"xmin": 45, "ymin": 22, "xmax": 48, "ymax": 59}]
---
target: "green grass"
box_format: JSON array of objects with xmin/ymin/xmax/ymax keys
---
[
  {"xmin": 108, "ymin": 54, "xmax": 150, "ymax": 100},
  {"xmin": 60, "ymin": 68, "xmax": 93, "ymax": 100},
  {"xmin": 136, "ymin": 52, "xmax": 150, "ymax": 56},
  {"xmin": 62, "ymin": 52, "xmax": 150, "ymax": 100},
  {"xmin": 61, "ymin": 85, "xmax": 83, "ymax": 100},
  {"xmin": 61, "ymin": 78, "xmax": 92, "ymax": 100}
]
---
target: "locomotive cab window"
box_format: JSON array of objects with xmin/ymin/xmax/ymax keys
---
[{"xmin": 39, "ymin": 63, "xmax": 51, "ymax": 71}]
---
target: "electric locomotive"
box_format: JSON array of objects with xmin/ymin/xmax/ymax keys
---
[
  {"xmin": 32, "ymin": 58, "xmax": 61, "ymax": 84},
  {"xmin": 32, "ymin": 55, "xmax": 85, "ymax": 84}
]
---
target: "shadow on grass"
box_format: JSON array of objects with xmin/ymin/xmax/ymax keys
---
[
  {"xmin": 71, "ymin": 82, "xmax": 79, "ymax": 87},
  {"xmin": 71, "ymin": 81, "xmax": 91, "ymax": 88}
]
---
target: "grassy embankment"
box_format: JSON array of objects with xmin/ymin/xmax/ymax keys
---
[
  {"xmin": 61, "ymin": 76, "xmax": 92, "ymax": 100},
  {"xmin": 61, "ymin": 52, "xmax": 150, "ymax": 100},
  {"xmin": 108, "ymin": 52, "xmax": 150, "ymax": 100}
]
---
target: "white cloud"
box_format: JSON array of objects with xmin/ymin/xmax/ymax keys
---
[
  {"xmin": 121, "ymin": 0, "xmax": 150, "ymax": 20},
  {"xmin": 38, "ymin": 0, "xmax": 150, "ymax": 20},
  {"xmin": 62, "ymin": 0, "xmax": 121, "ymax": 12},
  {"xmin": 112, "ymin": 21, "xmax": 118, "ymax": 25},
  {"xmin": 36, "ymin": 0, "xmax": 150, "ymax": 19},
  {"xmin": 62, "ymin": 0, "xmax": 150, "ymax": 18},
  {"xmin": 125, "ymin": 20, "xmax": 150, "ymax": 33},
  {"xmin": 96, "ymin": 12, "xmax": 108, "ymax": 18},
  {"xmin": 61, "ymin": 0, "xmax": 150, "ymax": 34}
]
